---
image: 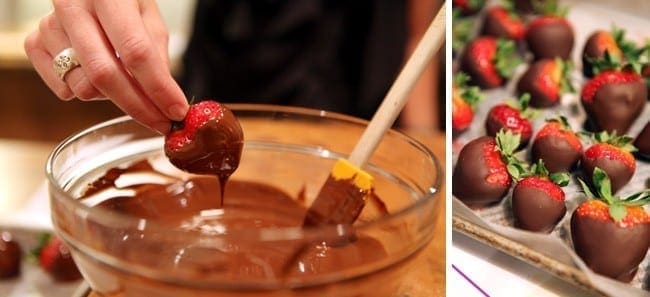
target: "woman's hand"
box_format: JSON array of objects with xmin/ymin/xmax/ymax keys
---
[{"xmin": 24, "ymin": 0, "xmax": 188, "ymax": 133}]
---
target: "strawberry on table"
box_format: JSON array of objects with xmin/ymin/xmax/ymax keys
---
[
  {"xmin": 37, "ymin": 234, "xmax": 81, "ymax": 282},
  {"xmin": 485, "ymin": 93, "xmax": 536, "ymax": 148},
  {"xmin": 460, "ymin": 37, "xmax": 521, "ymax": 89},
  {"xmin": 516, "ymin": 58, "xmax": 574, "ymax": 108},
  {"xmin": 531, "ymin": 116, "xmax": 582, "ymax": 173},
  {"xmin": 581, "ymin": 27, "xmax": 638, "ymax": 78},
  {"xmin": 452, "ymin": 72, "xmax": 483, "ymax": 137},
  {"xmin": 0, "ymin": 231, "xmax": 21, "ymax": 278},
  {"xmin": 453, "ymin": 130, "xmax": 526, "ymax": 208},
  {"xmin": 581, "ymin": 131, "xmax": 637, "ymax": 193},
  {"xmin": 511, "ymin": 160, "xmax": 570, "ymax": 233},
  {"xmin": 452, "ymin": 0, "xmax": 485, "ymax": 16},
  {"xmin": 570, "ymin": 168, "xmax": 650, "ymax": 282},
  {"xmin": 481, "ymin": 5, "xmax": 526, "ymax": 41},
  {"xmin": 580, "ymin": 69, "xmax": 646, "ymax": 135},
  {"xmin": 525, "ymin": 2, "xmax": 574, "ymax": 60}
]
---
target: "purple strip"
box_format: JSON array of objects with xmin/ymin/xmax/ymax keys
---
[{"xmin": 452, "ymin": 264, "xmax": 491, "ymax": 297}]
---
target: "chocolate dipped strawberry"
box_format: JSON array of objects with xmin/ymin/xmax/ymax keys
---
[
  {"xmin": 460, "ymin": 37, "xmax": 521, "ymax": 89},
  {"xmin": 531, "ymin": 116, "xmax": 582, "ymax": 173},
  {"xmin": 481, "ymin": 5, "xmax": 525, "ymax": 41},
  {"xmin": 0, "ymin": 231, "xmax": 21, "ymax": 278},
  {"xmin": 571, "ymin": 168, "xmax": 650, "ymax": 282},
  {"xmin": 485, "ymin": 93, "xmax": 536, "ymax": 148},
  {"xmin": 525, "ymin": 3, "xmax": 574, "ymax": 60},
  {"xmin": 452, "ymin": 0, "xmax": 485, "ymax": 16},
  {"xmin": 164, "ymin": 100, "xmax": 244, "ymax": 181},
  {"xmin": 580, "ymin": 69, "xmax": 646, "ymax": 134},
  {"xmin": 38, "ymin": 235, "xmax": 81, "ymax": 282},
  {"xmin": 453, "ymin": 130, "xmax": 526, "ymax": 208},
  {"xmin": 581, "ymin": 131, "xmax": 637, "ymax": 193},
  {"xmin": 513, "ymin": 0, "xmax": 552, "ymax": 14},
  {"xmin": 581, "ymin": 28, "xmax": 637, "ymax": 78},
  {"xmin": 511, "ymin": 160, "xmax": 569, "ymax": 233},
  {"xmin": 516, "ymin": 58, "xmax": 574, "ymax": 107},
  {"xmin": 634, "ymin": 121, "xmax": 650, "ymax": 160},
  {"xmin": 452, "ymin": 72, "xmax": 483, "ymax": 137}
]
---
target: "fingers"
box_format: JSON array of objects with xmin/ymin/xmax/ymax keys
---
[
  {"xmin": 24, "ymin": 30, "xmax": 74, "ymax": 100},
  {"xmin": 52, "ymin": 0, "xmax": 171, "ymax": 133},
  {"xmin": 38, "ymin": 13, "xmax": 102, "ymax": 100},
  {"xmin": 139, "ymin": 0, "xmax": 170, "ymax": 67},
  {"xmin": 93, "ymin": 0, "xmax": 188, "ymax": 120}
]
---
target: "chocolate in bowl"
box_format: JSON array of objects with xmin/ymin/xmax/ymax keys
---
[{"xmin": 46, "ymin": 105, "xmax": 442, "ymax": 297}]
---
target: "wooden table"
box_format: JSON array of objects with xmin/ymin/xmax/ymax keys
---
[{"xmin": 0, "ymin": 129, "xmax": 445, "ymax": 297}]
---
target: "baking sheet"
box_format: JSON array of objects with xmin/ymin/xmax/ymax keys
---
[{"xmin": 452, "ymin": 1, "xmax": 650, "ymax": 296}]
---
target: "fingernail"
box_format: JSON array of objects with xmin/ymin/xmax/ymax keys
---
[{"xmin": 168, "ymin": 103, "xmax": 188, "ymax": 121}]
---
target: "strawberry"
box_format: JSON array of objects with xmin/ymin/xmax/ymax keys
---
[
  {"xmin": 37, "ymin": 234, "xmax": 81, "ymax": 282},
  {"xmin": 164, "ymin": 100, "xmax": 244, "ymax": 179},
  {"xmin": 452, "ymin": 72, "xmax": 483, "ymax": 136},
  {"xmin": 485, "ymin": 93, "xmax": 536, "ymax": 148},
  {"xmin": 453, "ymin": 130, "xmax": 526, "ymax": 207},
  {"xmin": 516, "ymin": 58, "xmax": 574, "ymax": 107},
  {"xmin": 581, "ymin": 28, "xmax": 636, "ymax": 77},
  {"xmin": 531, "ymin": 116, "xmax": 582, "ymax": 173},
  {"xmin": 453, "ymin": 0, "xmax": 485, "ymax": 16},
  {"xmin": 460, "ymin": 37, "xmax": 521, "ymax": 89},
  {"xmin": 513, "ymin": 0, "xmax": 552, "ymax": 14},
  {"xmin": 581, "ymin": 131, "xmax": 637, "ymax": 193},
  {"xmin": 570, "ymin": 168, "xmax": 650, "ymax": 282},
  {"xmin": 0, "ymin": 231, "xmax": 21, "ymax": 278},
  {"xmin": 481, "ymin": 5, "xmax": 526, "ymax": 41},
  {"xmin": 580, "ymin": 70, "xmax": 646, "ymax": 135},
  {"xmin": 525, "ymin": 3, "xmax": 574, "ymax": 60},
  {"xmin": 511, "ymin": 160, "xmax": 570, "ymax": 233}
]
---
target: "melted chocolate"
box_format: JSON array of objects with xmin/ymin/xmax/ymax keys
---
[
  {"xmin": 635, "ymin": 121, "xmax": 650, "ymax": 160},
  {"xmin": 79, "ymin": 159, "xmax": 388, "ymax": 281},
  {"xmin": 531, "ymin": 136, "xmax": 581, "ymax": 173},
  {"xmin": 582, "ymin": 80, "xmax": 646, "ymax": 135},
  {"xmin": 581, "ymin": 155, "xmax": 634, "ymax": 194},
  {"xmin": 570, "ymin": 214, "xmax": 650, "ymax": 282},
  {"xmin": 511, "ymin": 185, "xmax": 565, "ymax": 233},
  {"xmin": 0, "ymin": 231, "xmax": 21, "ymax": 278},
  {"xmin": 516, "ymin": 60, "xmax": 560, "ymax": 108},
  {"xmin": 453, "ymin": 137, "xmax": 511, "ymax": 207},
  {"xmin": 303, "ymin": 176, "xmax": 369, "ymax": 226},
  {"xmin": 526, "ymin": 21, "xmax": 574, "ymax": 60}
]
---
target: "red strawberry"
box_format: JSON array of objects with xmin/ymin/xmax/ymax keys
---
[
  {"xmin": 485, "ymin": 93, "xmax": 536, "ymax": 148},
  {"xmin": 460, "ymin": 37, "xmax": 521, "ymax": 89},
  {"xmin": 453, "ymin": 0, "xmax": 485, "ymax": 16},
  {"xmin": 531, "ymin": 116, "xmax": 582, "ymax": 172},
  {"xmin": 581, "ymin": 131, "xmax": 637, "ymax": 193},
  {"xmin": 452, "ymin": 72, "xmax": 483, "ymax": 136},
  {"xmin": 481, "ymin": 6, "xmax": 526, "ymax": 41},
  {"xmin": 453, "ymin": 130, "xmax": 525, "ymax": 207},
  {"xmin": 0, "ymin": 231, "xmax": 21, "ymax": 278},
  {"xmin": 512, "ymin": 160, "xmax": 569, "ymax": 233},
  {"xmin": 516, "ymin": 58, "xmax": 574, "ymax": 107},
  {"xmin": 164, "ymin": 100, "xmax": 244, "ymax": 179},
  {"xmin": 38, "ymin": 235, "xmax": 81, "ymax": 282},
  {"xmin": 570, "ymin": 168, "xmax": 650, "ymax": 282},
  {"xmin": 582, "ymin": 30, "xmax": 624, "ymax": 77},
  {"xmin": 580, "ymin": 70, "xmax": 646, "ymax": 135},
  {"xmin": 525, "ymin": 3, "xmax": 574, "ymax": 60}
]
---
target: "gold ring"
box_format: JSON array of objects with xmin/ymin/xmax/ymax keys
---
[{"xmin": 52, "ymin": 48, "xmax": 80, "ymax": 80}]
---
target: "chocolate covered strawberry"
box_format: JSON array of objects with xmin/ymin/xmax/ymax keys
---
[
  {"xmin": 453, "ymin": 0, "xmax": 485, "ymax": 16},
  {"xmin": 581, "ymin": 131, "xmax": 637, "ymax": 193},
  {"xmin": 164, "ymin": 100, "xmax": 244, "ymax": 180},
  {"xmin": 513, "ymin": 0, "xmax": 552, "ymax": 14},
  {"xmin": 571, "ymin": 168, "xmax": 650, "ymax": 282},
  {"xmin": 511, "ymin": 160, "xmax": 569, "ymax": 233},
  {"xmin": 485, "ymin": 93, "xmax": 536, "ymax": 148},
  {"xmin": 580, "ymin": 69, "xmax": 646, "ymax": 134},
  {"xmin": 481, "ymin": 5, "xmax": 526, "ymax": 41},
  {"xmin": 38, "ymin": 235, "xmax": 81, "ymax": 282},
  {"xmin": 453, "ymin": 130, "xmax": 526, "ymax": 208},
  {"xmin": 516, "ymin": 58, "xmax": 574, "ymax": 107},
  {"xmin": 581, "ymin": 28, "xmax": 637, "ymax": 78},
  {"xmin": 525, "ymin": 3, "xmax": 574, "ymax": 60},
  {"xmin": 634, "ymin": 121, "xmax": 650, "ymax": 160},
  {"xmin": 460, "ymin": 37, "xmax": 521, "ymax": 89},
  {"xmin": 0, "ymin": 231, "xmax": 21, "ymax": 278},
  {"xmin": 452, "ymin": 73, "xmax": 483, "ymax": 136},
  {"xmin": 531, "ymin": 117, "xmax": 582, "ymax": 173}
]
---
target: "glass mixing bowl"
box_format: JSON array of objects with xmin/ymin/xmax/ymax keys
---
[{"xmin": 46, "ymin": 104, "xmax": 442, "ymax": 297}]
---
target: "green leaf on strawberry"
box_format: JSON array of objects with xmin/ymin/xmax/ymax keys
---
[
  {"xmin": 556, "ymin": 58, "xmax": 575, "ymax": 94},
  {"xmin": 494, "ymin": 38, "xmax": 521, "ymax": 79},
  {"xmin": 454, "ymin": 72, "xmax": 484, "ymax": 108},
  {"xmin": 580, "ymin": 130, "xmax": 637, "ymax": 153},
  {"xmin": 532, "ymin": 0, "xmax": 568, "ymax": 17},
  {"xmin": 495, "ymin": 129, "xmax": 528, "ymax": 180},
  {"xmin": 506, "ymin": 93, "xmax": 538, "ymax": 119}
]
